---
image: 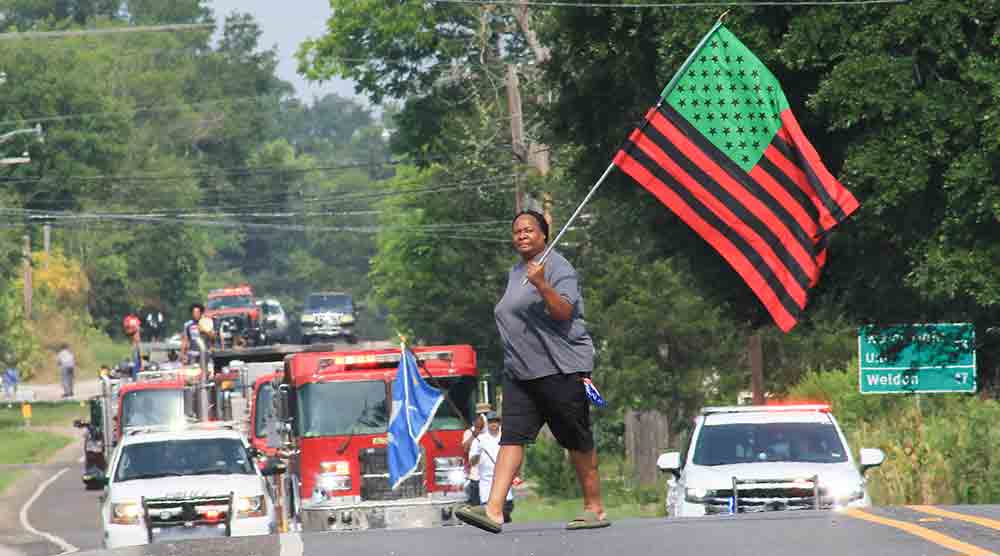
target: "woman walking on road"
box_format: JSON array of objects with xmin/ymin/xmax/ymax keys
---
[{"xmin": 456, "ymin": 210, "xmax": 609, "ymax": 534}]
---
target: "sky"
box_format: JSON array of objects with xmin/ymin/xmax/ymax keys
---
[{"xmin": 206, "ymin": 0, "xmax": 364, "ymax": 105}]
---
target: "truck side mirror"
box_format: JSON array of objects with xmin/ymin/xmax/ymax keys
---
[
  {"xmin": 73, "ymin": 419, "xmax": 89, "ymax": 429},
  {"xmin": 83, "ymin": 471, "xmax": 109, "ymax": 488},
  {"xmin": 276, "ymin": 384, "xmax": 290, "ymax": 420},
  {"xmin": 859, "ymin": 448, "xmax": 885, "ymax": 475},
  {"xmin": 260, "ymin": 461, "xmax": 287, "ymax": 477},
  {"xmin": 656, "ymin": 451, "xmax": 682, "ymax": 479}
]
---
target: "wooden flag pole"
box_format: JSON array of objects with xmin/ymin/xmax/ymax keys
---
[{"xmin": 523, "ymin": 18, "xmax": 727, "ymax": 284}]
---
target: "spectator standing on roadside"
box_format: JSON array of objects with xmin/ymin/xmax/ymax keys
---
[
  {"xmin": 469, "ymin": 411, "xmax": 514, "ymax": 523},
  {"xmin": 57, "ymin": 344, "xmax": 76, "ymax": 398},
  {"xmin": 2, "ymin": 362, "xmax": 18, "ymax": 402},
  {"xmin": 462, "ymin": 403, "xmax": 491, "ymax": 505}
]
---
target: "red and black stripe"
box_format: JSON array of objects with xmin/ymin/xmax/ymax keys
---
[{"xmin": 613, "ymin": 105, "xmax": 858, "ymax": 331}]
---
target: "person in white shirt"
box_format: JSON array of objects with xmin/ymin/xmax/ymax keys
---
[
  {"xmin": 462, "ymin": 406, "xmax": 490, "ymax": 504},
  {"xmin": 56, "ymin": 345, "xmax": 75, "ymax": 398},
  {"xmin": 469, "ymin": 411, "xmax": 514, "ymax": 523}
]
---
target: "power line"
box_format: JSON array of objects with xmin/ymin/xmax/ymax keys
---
[
  {"xmin": 0, "ymin": 23, "xmax": 215, "ymax": 41},
  {"xmin": 430, "ymin": 0, "xmax": 907, "ymax": 6},
  {"xmin": 0, "ymin": 95, "xmax": 274, "ymax": 127}
]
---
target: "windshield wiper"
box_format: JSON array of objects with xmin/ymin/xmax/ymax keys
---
[
  {"xmin": 187, "ymin": 468, "xmax": 237, "ymax": 476},
  {"xmin": 120, "ymin": 471, "xmax": 188, "ymax": 482}
]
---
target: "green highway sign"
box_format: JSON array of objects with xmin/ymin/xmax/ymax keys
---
[{"xmin": 858, "ymin": 323, "xmax": 976, "ymax": 394}]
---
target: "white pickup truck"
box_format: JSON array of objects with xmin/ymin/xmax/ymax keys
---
[
  {"xmin": 99, "ymin": 424, "xmax": 281, "ymax": 548},
  {"xmin": 657, "ymin": 404, "xmax": 885, "ymax": 517}
]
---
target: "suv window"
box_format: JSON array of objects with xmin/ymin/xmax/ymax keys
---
[
  {"xmin": 692, "ymin": 422, "xmax": 847, "ymax": 466},
  {"xmin": 115, "ymin": 438, "xmax": 255, "ymax": 481}
]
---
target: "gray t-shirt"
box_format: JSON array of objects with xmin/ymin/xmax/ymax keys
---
[{"xmin": 494, "ymin": 250, "xmax": 595, "ymax": 380}]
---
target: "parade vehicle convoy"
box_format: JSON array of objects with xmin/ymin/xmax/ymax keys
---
[
  {"xmin": 97, "ymin": 424, "xmax": 279, "ymax": 548},
  {"xmin": 656, "ymin": 404, "xmax": 886, "ymax": 517},
  {"xmin": 299, "ymin": 291, "xmax": 358, "ymax": 345},
  {"xmin": 231, "ymin": 343, "xmax": 478, "ymax": 531},
  {"xmin": 75, "ymin": 364, "xmax": 247, "ymax": 488},
  {"xmin": 206, "ymin": 285, "xmax": 265, "ymax": 349}
]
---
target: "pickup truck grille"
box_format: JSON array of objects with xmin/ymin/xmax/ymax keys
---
[
  {"xmin": 142, "ymin": 493, "xmax": 233, "ymax": 531},
  {"xmin": 358, "ymin": 447, "xmax": 425, "ymax": 501}
]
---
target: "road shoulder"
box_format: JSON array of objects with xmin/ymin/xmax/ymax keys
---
[{"xmin": 0, "ymin": 427, "xmax": 83, "ymax": 556}]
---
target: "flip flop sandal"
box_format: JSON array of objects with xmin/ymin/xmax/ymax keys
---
[
  {"xmin": 455, "ymin": 505, "xmax": 503, "ymax": 534},
  {"xmin": 566, "ymin": 511, "xmax": 611, "ymax": 530}
]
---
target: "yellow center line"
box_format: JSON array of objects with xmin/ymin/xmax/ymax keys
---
[
  {"xmin": 909, "ymin": 505, "xmax": 1000, "ymax": 532},
  {"xmin": 844, "ymin": 508, "xmax": 997, "ymax": 556}
]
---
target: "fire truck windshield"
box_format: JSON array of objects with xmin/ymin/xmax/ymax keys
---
[
  {"xmin": 254, "ymin": 383, "xmax": 274, "ymax": 438},
  {"xmin": 298, "ymin": 381, "xmax": 389, "ymax": 438},
  {"xmin": 207, "ymin": 295, "xmax": 254, "ymax": 310},
  {"xmin": 429, "ymin": 376, "xmax": 476, "ymax": 431},
  {"xmin": 121, "ymin": 389, "xmax": 185, "ymax": 429}
]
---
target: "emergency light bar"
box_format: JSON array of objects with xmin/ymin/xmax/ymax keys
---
[
  {"xmin": 701, "ymin": 404, "xmax": 830, "ymax": 415},
  {"xmin": 135, "ymin": 369, "xmax": 181, "ymax": 383},
  {"xmin": 317, "ymin": 350, "xmax": 454, "ymax": 371}
]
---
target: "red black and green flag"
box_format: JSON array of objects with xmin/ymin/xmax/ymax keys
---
[{"xmin": 613, "ymin": 24, "xmax": 858, "ymax": 332}]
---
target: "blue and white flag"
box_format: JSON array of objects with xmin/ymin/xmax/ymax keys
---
[{"xmin": 388, "ymin": 348, "xmax": 443, "ymax": 490}]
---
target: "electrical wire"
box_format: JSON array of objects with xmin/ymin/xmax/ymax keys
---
[
  {"xmin": 0, "ymin": 23, "xmax": 215, "ymax": 41},
  {"xmin": 0, "ymin": 95, "xmax": 276, "ymax": 127}
]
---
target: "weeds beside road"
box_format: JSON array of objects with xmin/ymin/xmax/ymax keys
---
[{"xmin": 0, "ymin": 402, "xmax": 87, "ymax": 493}]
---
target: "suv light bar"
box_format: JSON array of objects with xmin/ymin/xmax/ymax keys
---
[{"xmin": 701, "ymin": 404, "xmax": 830, "ymax": 415}]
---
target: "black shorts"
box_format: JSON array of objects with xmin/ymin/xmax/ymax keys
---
[{"xmin": 500, "ymin": 372, "xmax": 594, "ymax": 452}]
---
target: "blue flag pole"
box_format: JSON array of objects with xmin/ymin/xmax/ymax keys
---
[{"xmin": 387, "ymin": 340, "xmax": 444, "ymax": 490}]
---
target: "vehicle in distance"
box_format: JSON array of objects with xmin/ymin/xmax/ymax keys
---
[
  {"xmin": 299, "ymin": 291, "xmax": 357, "ymax": 344},
  {"xmin": 99, "ymin": 424, "xmax": 281, "ymax": 548},
  {"xmin": 256, "ymin": 298, "xmax": 289, "ymax": 344},
  {"xmin": 206, "ymin": 285, "xmax": 264, "ymax": 349},
  {"xmin": 657, "ymin": 404, "xmax": 885, "ymax": 517}
]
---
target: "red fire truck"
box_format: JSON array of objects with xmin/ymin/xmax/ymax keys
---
[
  {"xmin": 249, "ymin": 344, "xmax": 478, "ymax": 531},
  {"xmin": 206, "ymin": 285, "xmax": 264, "ymax": 349}
]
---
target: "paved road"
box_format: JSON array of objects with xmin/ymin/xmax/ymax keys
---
[
  {"xmin": 35, "ymin": 505, "xmax": 996, "ymax": 556},
  {"xmin": 22, "ymin": 461, "xmax": 103, "ymax": 556}
]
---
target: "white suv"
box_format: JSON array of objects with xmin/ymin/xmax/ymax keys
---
[
  {"xmin": 99, "ymin": 425, "xmax": 279, "ymax": 548},
  {"xmin": 657, "ymin": 405, "xmax": 885, "ymax": 517}
]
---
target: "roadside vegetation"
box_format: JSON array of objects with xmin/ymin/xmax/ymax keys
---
[{"xmin": 0, "ymin": 402, "xmax": 87, "ymax": 493}]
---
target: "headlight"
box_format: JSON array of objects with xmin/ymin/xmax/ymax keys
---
[
  {"xmin": 825, "ymin": 480, "xmax": 865, "ymax": 502},
  {"xmin": 316, "ymin": 460, "xmax": 352, "ymax": 493},
  {"xmin": 236, "ymin": 495, "xmax": 267, "ymax": 518},
  {"xmin": 434, "ymin": 457, "xmax": 466, "ymax": 486},
  {"xmin": 111, "ymin": 502, "xmax": 141, "ymax": 525},
  {"xmin": 339, "ymin": 314, "xmax": 355, "ymax": 325},
  {"xmin": 684, "ymin": 487, "xmax": 711, "ymax": 502},
  {"xmin": 300, "ymin": 314, "xmax": 315, "ymax": 324}
]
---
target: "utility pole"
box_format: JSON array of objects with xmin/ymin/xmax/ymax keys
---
[
  {"xmin": 506, "ymin": 64, "xmax": 526, "ymax": 213},
  {"xmin": 22, "ymin": 235, "xmax": 32, "ymax": 320},
  {"xmin": 543, "ymin": 192, "xmax": 553, "ymax": 228},
  {"xmin": 43, "ymin": 223, "xmax": 50, "ymax": 268},
  {"xmin": 749, "ymin": 330, "xmax": 764, "ymax": 405}
]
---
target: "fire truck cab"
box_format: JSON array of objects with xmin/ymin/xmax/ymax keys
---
[{"xmin": 266, "ymin": 344, "xmax": 479, "ymax": 531}]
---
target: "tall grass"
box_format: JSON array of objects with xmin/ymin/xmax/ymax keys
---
[{"xmin": 788, "ymin": 364, "xmax": 1000, "ymax": 505}]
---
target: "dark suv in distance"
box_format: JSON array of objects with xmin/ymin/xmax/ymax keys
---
[{"xmin": 299, "ymin": 292, "xmax": 358, "ymax": 344}]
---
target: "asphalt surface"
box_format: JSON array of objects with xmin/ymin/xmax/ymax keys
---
[
  {"xmin": 44, "ymin": 506, "xmax": 1000, "ymax": 556},
  {"xmin": 23, "ymin": 462, "xmax": 103, "ymax": 555}
]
